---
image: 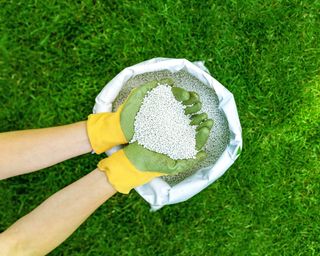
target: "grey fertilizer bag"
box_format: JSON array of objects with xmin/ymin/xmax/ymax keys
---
[{"xmin": 93, "ymin": 57, "xmax": 242, "ymax": 211}]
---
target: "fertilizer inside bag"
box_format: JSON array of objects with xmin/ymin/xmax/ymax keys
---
[
  {"xmin": 113, "ymin": 69, "xmax": 230, "ymax": 186},
  {"xmin": 93, "ymin": 58, "xmax": 242, "ymax": 211}
]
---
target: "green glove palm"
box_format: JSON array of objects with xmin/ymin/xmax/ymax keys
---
[
  {"xmin": 121, "ymin": 78, "xmax": 212, "ymax": 142},
  {"xmin": 122, "ymin": 81, "xmax": 213, "ymax": 175},
  {"xmin": 120, "ymin": 79, "xmax": 174, "ymax": 141}
]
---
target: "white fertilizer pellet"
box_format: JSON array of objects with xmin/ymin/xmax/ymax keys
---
[
  {"xmin": 131, "ymin": 84, "xmax": 198, "ymax": 160},
  {"xmin": 113, "ymin": 70, "xmax": 230, "ymax": 185}
]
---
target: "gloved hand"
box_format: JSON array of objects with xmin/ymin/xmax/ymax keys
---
[
  {"xmin": 97, "ymin": 83, "xmax": 214, "ymax": 194},
  {"xmin": 87, "ymin": 78, "xmax": 181, "ymax": 153}
]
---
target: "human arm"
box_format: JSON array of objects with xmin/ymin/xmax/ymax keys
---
[
  {"xmin": 0, "ymin": 169, "xmax": 116, "ymax": 256},
  {"xmin": 0, "ymin": 121, "xmax": 92, "ymax": 180},
  {"xmin": 0, "ymin": 81, "xmax": 212, "ymax": 255}
]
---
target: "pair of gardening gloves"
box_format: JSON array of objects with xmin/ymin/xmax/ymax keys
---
[{"xmin": 87, "ymin": 79, "xmax": 213, "ymax": 194}]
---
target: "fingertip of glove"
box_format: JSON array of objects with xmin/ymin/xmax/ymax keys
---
[{"xmin": 197, "ymin": 150, "xmax": 207, "ymax": 160}]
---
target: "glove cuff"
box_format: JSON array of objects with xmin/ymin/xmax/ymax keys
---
[
  {"xmin": 97, "ymin": 149, "xmax": 164, "ymax": 194},
  {"xmin": 87, "ymin": 107, "xmax": 127, "ymax": 154}
]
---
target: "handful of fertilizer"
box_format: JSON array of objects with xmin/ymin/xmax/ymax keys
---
[{"xmin": 130, "ymin": 82, "xmax": 212, "ymax": 161}]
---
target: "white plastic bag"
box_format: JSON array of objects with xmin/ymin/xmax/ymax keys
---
[{"xmin": 93, "ymin": 58, "xmax": 242, "ymax": 211}]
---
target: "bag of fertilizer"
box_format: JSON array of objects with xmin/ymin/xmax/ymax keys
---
[{"xmin": 93, "ymin": 58, "xmax": 242, "ymax": 211}]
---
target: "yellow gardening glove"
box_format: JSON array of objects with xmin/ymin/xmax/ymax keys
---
[
  {"xmin": 98, "ymin": 143, "xmax": 208, "ymax": 194},
  {"xmin": 87, "ymin": 105, "xmax": 127, "ymax": 154},
  {"xmin": 98, "ymin": 149, "xmax": 165, "ymax": 194}
]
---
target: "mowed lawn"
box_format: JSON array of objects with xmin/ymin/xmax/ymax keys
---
[{"xmin": 0, "ymin": 0, "xmax": 319, "ymax": 255}]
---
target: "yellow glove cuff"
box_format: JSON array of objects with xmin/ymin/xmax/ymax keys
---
[
  {"xmin": 87, "ymin": 105, "xmax": 127, "ymax": 154},
  {"xmin": 97, "ymin": 150, "xmax": 165, "ymax": 194}
]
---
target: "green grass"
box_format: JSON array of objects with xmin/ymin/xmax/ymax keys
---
[{"xmin": 1, "ymin": 0, "xmax": 320, "ymax": 255}]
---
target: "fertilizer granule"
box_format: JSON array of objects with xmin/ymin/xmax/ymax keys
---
[{"xmin": 131, "ymin": 84, "xmax": 198, "ymax": 160}]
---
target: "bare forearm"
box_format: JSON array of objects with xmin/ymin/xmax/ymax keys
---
[
  {"xmin": 0, "ymin": 169, "xmax": 116, "ymax": 256},
  {"xmin": 0, "ymin": 121, "xmax": 92, "ymax": 179}
]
